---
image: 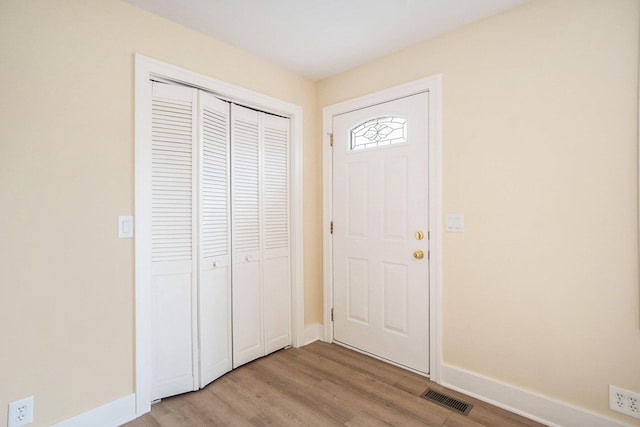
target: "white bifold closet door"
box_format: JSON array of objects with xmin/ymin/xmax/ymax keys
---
[
  {"xmin": 150, "ymin": 82, "xmax": 232, "ymax": 400},
  {"xmin": 150, "ymin": 82, "xmax": 291, "ymax": 401},
  {"xmin": 231, "ymin": 104, "xmax": 291, "ymax": 368},
  {"xmin": 198, "ymin": 91, "xmax": 233, "ymax": 387}
]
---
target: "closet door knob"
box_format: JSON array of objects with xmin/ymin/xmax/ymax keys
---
[
  {"xmin": 245, "ymin": 255, "xmax": 251, "ymax": 262},
  {"xmin": 212, "ymin": 261, "xmax": 219, "ymax": 268}
]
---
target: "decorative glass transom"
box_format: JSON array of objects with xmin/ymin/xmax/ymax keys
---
[{"xmin": 350, "ymin": 116, "xmax": 407, "ymax": 150}]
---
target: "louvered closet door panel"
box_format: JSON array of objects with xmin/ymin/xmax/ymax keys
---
[
  {"xmin": 198, "ymin": 92, "xmax": 232, "ymax": 387},
  {"xmin": 262, "ymin": 114, "xmax": 291, "ymax": 354},
  {"xmin": 231, "ymin": 104, "xmax": 263, "ymax": 368},
  {"xmin": 231, "ymin": 105, "xmax": 261, "ymax": 258},
  {"xmin": 150, "ymin": 82, "xmax": 197, "ymax": 400}
]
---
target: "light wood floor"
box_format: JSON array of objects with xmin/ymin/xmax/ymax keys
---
[{"xmin": 125, "ymin": 341, "xmax": 546, "ymax": 426}]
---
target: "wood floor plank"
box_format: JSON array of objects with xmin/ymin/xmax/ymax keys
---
[
  {"xmin": 244, "ymin": 354, "xmax": 359, "ymax": 423},
  {"xmin": 217, "ymin": 365, "xmax": 319, "ymax": 427},
  {"xmin": 253, "ymin": 350, "xmax": 430, "ymax": 425},
  {"xmin": 250, "ymin": 348, "xmax": 326, "ymax": 386},
  {"xmin": 293, "ymin": 347, "xmax": 451, "ymax": 426},
  {"xmin": 441, "ymin": 413, "xmax": 485, "ymax": 427},
  {"xmin": 124, "ymin": 343, "xmax": 547, "ymax": 427},
  {"xmin": 315, "ymin": 378, "xmax": 439, "ymax": 427},
  {"xmin": 189, "ymin": 384, "xmax": 254, "ymax": 427},
  {"xmin": 150, "ymin": 395, "xmax": 207, "ymax": 426},
  {"xmin": 305, "ymin": 341, "xmax": 409, "ymax": 386},
  {"xmin": 229, "ymin": 359, "xmax": 344, "ymax": 427},
  {"xmin": 344, "ymin": 411, "xmax": 394, "ymax": 427},
  {"xmin": 393, "ymin": 371, "xmax": 434, "ymax": 395}
]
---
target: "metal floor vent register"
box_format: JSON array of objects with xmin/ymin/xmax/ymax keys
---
[{"xmin": 420, "ymin": 389, "xmax": 473, "ymax": 415}]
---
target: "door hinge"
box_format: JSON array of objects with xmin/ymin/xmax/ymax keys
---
[
  {"xmin": 329, "ymin": 133, "xmax": 334, "ymax": 147},
  {"xmin": 428, "ymin": 250, "xmax": 430, "ymax": 260},
  {"xmin": 331, "ymin": 308, "xmax": 334, "ymax": 322},
  {"xmin": 330, "ymin": 221, "xmax": 333, "ymax": 234}
]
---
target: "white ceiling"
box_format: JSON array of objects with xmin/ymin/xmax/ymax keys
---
[{"xmin": 126, "ymin": 0, "xmax": 528, "ymax": 80}]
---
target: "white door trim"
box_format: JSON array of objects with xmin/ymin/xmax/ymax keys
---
[
  {"xmin": 322, "ymin": 75, "xmax": 442, "ymax": 382},
  {"xmin": 134, "ymin": 54, "xmax": 305, "ymax": 416}
]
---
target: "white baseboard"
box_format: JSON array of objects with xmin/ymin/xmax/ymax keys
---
[
  {"xmin": 51, "ymin": 393, "xmax": 137, "ymax": 427},
  {"xmin": 53, "ymin": 359, "xmax": 632, "ymax": 427},
  {"xmin": 50, "ymin": 325, "xmax": 320, "ymax": 427},
  {"xmin": 304, "ymin": 323, "xmax": 324, "ymax": 345},
  {"xmin": 441, "ymin": 364, "xmax": 631, "ymax": 427}
]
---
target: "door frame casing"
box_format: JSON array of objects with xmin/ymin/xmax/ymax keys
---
[
  {"xmin": 321, "ymin": 75, "xmax": 442, "ymax": 382},
  {"xmin": 134, "ymin": 54, "xmax": 305, "ymax": 416}
]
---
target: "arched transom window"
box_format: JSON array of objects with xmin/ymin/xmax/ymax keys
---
[{"xmin": 350, "ymin": 116, "xmax": 407, "ymax": 151}]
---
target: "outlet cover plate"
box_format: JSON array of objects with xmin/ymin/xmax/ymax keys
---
[
  {"xmin": 609, "ymin": 385, "xmax": 640, "ymax": 419},
  {"xmin": 7, "ymin": 396, "xmax": 33, "ymax": 427}
]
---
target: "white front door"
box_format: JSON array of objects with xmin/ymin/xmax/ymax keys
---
[{"xmin": 332, "ymin": 92, "xmax": 430, "ymax": 374}]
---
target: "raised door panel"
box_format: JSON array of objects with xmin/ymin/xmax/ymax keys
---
[
  {"xmin": 263, "ymin": 256, "xmax": 290, "ymax": 354},
  {"xmin": 231, "ymin": 258, "xmax": 263, "ymax": 367},
  {"xmin": 151, "ymin": 273, "xmax": 194, "ymax": 400},
  {"xmin": 199, "ymin": 266, "xmax": 231, "ymax": 383}
]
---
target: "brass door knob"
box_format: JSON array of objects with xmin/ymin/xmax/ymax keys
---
[
  {"xmin": 413, "ymin": 250, "xmax": 424, "ymax": 260},
  {"xmin": 415, "ymin": 230, "xmax": 424, "ymax": 240}
]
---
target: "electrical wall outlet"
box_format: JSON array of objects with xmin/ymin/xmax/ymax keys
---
[
  {"xmin": 610, "ymin": 385, "xmax": 640, "ymax": 419},
  {"xmin": 7, "ymin": 396, "xmax": 34, "ymax": 427}
]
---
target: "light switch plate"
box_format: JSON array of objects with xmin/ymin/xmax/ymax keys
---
[
  {"xmin": 118, "ymin": 215, "xmax": 134, "ymax": 238},
  {"xmin": 445, "ymin": 214, "xmax": 464, "ymax": 232}
]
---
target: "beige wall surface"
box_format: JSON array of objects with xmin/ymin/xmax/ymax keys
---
[
  {"xmin": 318, "ymin": 0, "xmax": 640, "ymax": 424},
  {"xmin": 1, "ymin": 0, "xmax": 639, "ymax": 425},
  {"xmin": 0, "ymin": 0, "xmax": 318, "ymax": 425}
]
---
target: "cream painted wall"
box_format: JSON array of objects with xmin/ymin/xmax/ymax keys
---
[
  {"xmin": 1, "ymin": 0, "xmax": 639, "ymax": 425},
  {"xmin": 0, "ymin": 0, "xmax": 319, "ymax": 425},
  {"xmin": 318, "ymin": 0, "xmax": 640, "ymax": 424}
]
